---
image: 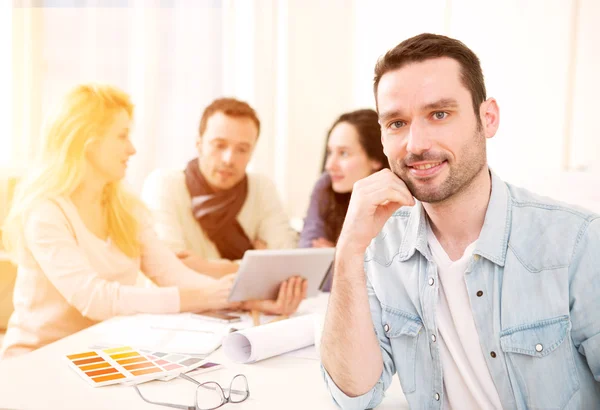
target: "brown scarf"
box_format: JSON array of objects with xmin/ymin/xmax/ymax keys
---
[{"xmin": 184, "ymin": 158, "xmax": 252, "ymax": 260}]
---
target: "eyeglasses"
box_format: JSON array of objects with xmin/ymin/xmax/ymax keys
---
[{"xmin": 133, "ymin": 373, "xmax": 250, "ymax": 410}]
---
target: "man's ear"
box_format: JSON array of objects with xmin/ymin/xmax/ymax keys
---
[
  {"xmin": 480, "ymin": 98, "xmax": 500, "ymax": 140},
  {"xmin": 381, "ymin": 135, "xmax": 388, "ymax": 157}
]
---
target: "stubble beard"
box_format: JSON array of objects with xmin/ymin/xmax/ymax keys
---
[{"xmin": 390, "ymin": 126, "xmax": 487, "ymax": 204}]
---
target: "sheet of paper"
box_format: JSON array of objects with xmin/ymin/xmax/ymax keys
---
[
  {"xmin": 280, "ymin": 345, "xmax": 319, "ymax": 361},
  {"xmin": 93, "ymin": 313, "xmax": 235, "ymax": 355},
  {"xmin": 222, "ymin": 314, "xmax": 316, "ymax": 363}
]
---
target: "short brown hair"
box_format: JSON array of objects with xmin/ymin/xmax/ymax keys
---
[
  {"xmin": 373, "ymin": 33, "xmax": 486, "ymax": 117},
  {"xmin": 198, "ymin": 98, "xmax": 260, "ymax": 136}
]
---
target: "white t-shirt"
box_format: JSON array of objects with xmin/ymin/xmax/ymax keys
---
[{"xmin": 427, "ymin": 224, "xmax": 503, "ymax": 410}]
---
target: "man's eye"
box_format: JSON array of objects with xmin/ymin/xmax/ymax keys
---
[
  {"xmin": 390, "ymin": 121, "xmax": 406, "ymax": 129},
  {"xmin": 433, "ymin": 112, "xmax": 448, "ymax": 120}
]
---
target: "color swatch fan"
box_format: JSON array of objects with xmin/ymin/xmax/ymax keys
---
[{"xmin": 65, "ymin": 345, "xmax": 206, "ymax": 387}]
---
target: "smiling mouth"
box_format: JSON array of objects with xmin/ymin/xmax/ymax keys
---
[
  {"xmin": 410, "ymin": 162, "xmax": 442, "ymax": 170},
  {"xmin": 407, "ymin": 161, "xmax": 447, "ymax": 178}
]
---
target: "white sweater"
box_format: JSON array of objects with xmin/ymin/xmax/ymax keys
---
[{"xmin": 141, "ymin": 169, "xmax": 298, "ymax": 259}]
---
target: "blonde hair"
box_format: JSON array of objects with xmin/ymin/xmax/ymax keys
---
[{"xmin": 3, "ymin": 84, "xmax": 145, "ymax": 259}]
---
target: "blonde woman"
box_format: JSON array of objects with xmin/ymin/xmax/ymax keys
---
[{"xmin": 0, "ymin": 84, "xmax": 306, "ymax": 359}]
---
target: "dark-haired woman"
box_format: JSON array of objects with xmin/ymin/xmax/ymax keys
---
[{"xmin": 299, "ymin": 109, "xmax": 388, "ymax": 290}]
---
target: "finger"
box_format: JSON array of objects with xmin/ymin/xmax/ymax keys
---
[
  {"xmin": 284, "ymin": 278, "xmax": 303, "ymax": 315},
  {"xmin": 286, "ymin": 277, "xmax": 300, "ymax": 313},
  {"xmin": 367, "ymin": 185, "xmax": 414, "ymax": 208},
  {"xmin": 276, "ymin": 280, "xmax": 288, "ymax": 305},
  {"xmin": 293, "ymin": 277, "xmax": 303, "ymax": 301},
  {"xmin": 277, "ymin": 281, "xmax": 289, "ymax": 314},
  {"xmin": 288, "ymin": 279, "xmax": 302, "ymax": 313},
  {"xmin": 322, "ymin": 240, "xmax": 335, "ymax": 247},
  {"xmin": 354, "ymin": 171, "xmax": 414, "ymax": 203},
  {"xmin": 315, "ymin": 238, "xmax": 332, "ymax": 248},
  {"xmin": 302, "ymin": 279, "xmax": 308, "ymax": 299}
]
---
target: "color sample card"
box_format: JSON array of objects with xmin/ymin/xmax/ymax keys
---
[{"xmin": 65, "ymin": 346, "xmax": 206, "ymax": 387}]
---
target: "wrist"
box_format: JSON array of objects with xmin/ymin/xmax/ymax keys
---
[
  {"xmin": 179, "ymin": 288, "xmax": 209, "ymax": 313},
  {"xmin": 336, "ymin": 235, "xmax": 369, "ymax": 258}
]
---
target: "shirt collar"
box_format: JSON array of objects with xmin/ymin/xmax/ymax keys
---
[{"xmin": 398, "ymin": 169, "xmax": 511, "ymax": 266}]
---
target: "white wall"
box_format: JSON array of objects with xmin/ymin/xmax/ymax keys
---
[
  {"xmin": 570, "ymin": 0, "xmax": 600, "ymax": 174},
  {"xmin": 230, "ymin": 0, "xmax": 356, "ymax": 220},
  {"xmin": 4, "ymin": 1, "xmax": 600, "ymax": 220}
]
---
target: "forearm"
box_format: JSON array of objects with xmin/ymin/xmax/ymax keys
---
[
  {"xmin": 73, "ymin": 283, "xmax": 180, "ymax": 321},
  {"xmin": 183, "ymin": 258, "xmax": 238, "ymax": 278},
  {"xmin": 179, "ymin": 288, "xmax": 210, "ymax": 313},
  {"xmin": 320, "ymin": 249, "xmax": 383, "ymax": 397}
]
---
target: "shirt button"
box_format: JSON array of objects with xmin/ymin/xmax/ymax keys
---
[
  {"xmin": 428, "ymin": 277, "xmax": 435, "ymax": 286},
  {"xmin": 474, "ymin": 255, "xmax": 480, "ymax": 261},
  {"xmin": 383, "ymin": 324, "xmax": 390, "ymax": 333},
  {"xmin": 434, "ymin": 393, "xmax": 440, "ymax": 401},
  {"xmin": 535, "ymin": 344, "xmax": 543, "ymax": 352},
  {"xmin": 476, "ymin": 290, "xmax": 483, "ymax": 297},
  {"xmin": 490, "ymin": 351, "xmax": 497, "ymax": 358},
  {"xmin": 431, "ymin": 334, "xmax": 436, "ymax": 342}
]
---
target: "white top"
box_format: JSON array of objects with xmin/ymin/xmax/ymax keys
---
[
  {"xmin": 141, "ymin": 168, "xmax": 298, "ymax": 259},
  {"xmin": 0, "ymin": 197, "xmax": 216, "ymax": 359},
  {"xmin": 427, "ymin": 225, "xmax": 503, "ymax": 410}
]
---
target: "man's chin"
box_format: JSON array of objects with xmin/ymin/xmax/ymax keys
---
[
  {"xmin": 404, "ymin": 179, "xmax": 447, "ymax": 204},
  {"xmin": 210, "ymin": 177, "xmax": 242, "ymax": 191}
]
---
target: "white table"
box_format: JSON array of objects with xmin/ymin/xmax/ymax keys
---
[{"xmin": 0, "ymin": 296, "xmax": 409, "ymax": 410}]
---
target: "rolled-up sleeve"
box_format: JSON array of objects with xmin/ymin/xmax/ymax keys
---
[{"xmin": 321, "ymin": 364, "xmax": 385, "ymax": 410}]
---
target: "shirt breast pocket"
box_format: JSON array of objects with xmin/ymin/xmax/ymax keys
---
[
  {"xmin": 381, "ymin": 306, "xmax": 423, "ymax": 394},
  {"xmin": 500, "ymin": 315, "xmax": 580, "ymax": 410}
]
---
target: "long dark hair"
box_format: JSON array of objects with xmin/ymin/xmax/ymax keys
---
[{"xmin": 319, "ymin": 109, "xmax": 388, "ymax": 243}]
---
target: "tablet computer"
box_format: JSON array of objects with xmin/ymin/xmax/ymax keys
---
[{"xmin": 228, "ymin": 248, "xmax": 335, "ymax": 302}]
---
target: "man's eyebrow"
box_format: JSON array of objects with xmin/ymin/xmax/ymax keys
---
[
  {"xmin": 378, "ymin": 109, "xmax": 405, "ymax": 124},
  {"xmin": 422, "ymin": 98, "xmax": 459, "ymax": 111},
  {"xmin": 378, "ymin": 98, "xmax": 459, "ymax": 123},
  {"xmin": 210, "ymin": 138, "xmax": 252, "ymax": 148}
]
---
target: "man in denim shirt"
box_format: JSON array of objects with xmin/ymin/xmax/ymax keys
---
[{"xmin": 320, "ymin": 33, "xmax": 600, "ymax": 410}]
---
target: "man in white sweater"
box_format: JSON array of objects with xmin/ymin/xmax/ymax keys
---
[{"xmin": 142, "ymin": 98, "xmax": 298, "ymax": 278}]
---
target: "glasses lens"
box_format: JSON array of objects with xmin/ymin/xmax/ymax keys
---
[
  {"xmin": 229, "ymin": 375, "xmax": 249, "ymax": 403},
  {"xmin": 196, "ymin": 382, "xmax": 225, "ymax": 410}
]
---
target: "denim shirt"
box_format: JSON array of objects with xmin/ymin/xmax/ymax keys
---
[{"xmin": 322, "ymin": 170, "xmax": 600, "ymax": 409}]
